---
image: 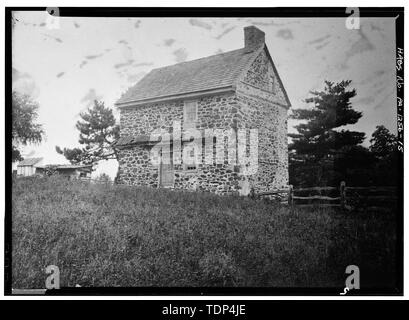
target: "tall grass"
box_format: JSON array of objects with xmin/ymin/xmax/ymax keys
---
[{"xmin": 12, "ymin": 176, "xmax": 397, "ymax": 288}]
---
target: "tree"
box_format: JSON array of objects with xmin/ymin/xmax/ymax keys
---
[
  {"xmin": 56, "ymin": 100, "xmax": 120, "ymax": 165},
  {"xmin": 289, "ymin": 80, "xmax": 367, "ymax": 186},
  {"xmin": 369, "ymin": 125, "xmax": 398, "ymax": 186},
  {"xmin": 370, "ymin": 125, "xmax": 397, "ymax": 159},
  {"xmin": 96, "ymin": 173, "xmax": 111, "ymax": 183},
  {"xmin": 12, "ymin": 91, "xmax": 44, "ymax": 162}
]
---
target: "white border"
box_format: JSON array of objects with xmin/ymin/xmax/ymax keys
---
[{"xmin": 1, "ymin": 0, "xmax": 407, "ymax": 301}]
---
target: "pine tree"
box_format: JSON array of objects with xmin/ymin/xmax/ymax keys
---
[
  {"xmin": 289, "ymin": 80, "xmax": 366, "ymax": 186},
  {"xmin": 56, "ymin": 100, "xmax": 119, "ymax": 165}
]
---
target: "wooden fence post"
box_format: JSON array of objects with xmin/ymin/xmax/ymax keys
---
[
  {"xmin": 288, "ymin": 185, "xmax": 294, "ymax": 207},
  {"xmin": 340, "ymin": 181, "xmax": 346, "ymax": 209}
]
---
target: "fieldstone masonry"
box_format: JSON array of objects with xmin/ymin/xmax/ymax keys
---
[{"xmin": 115, "ymin": 26, "xmax": 290, "ymax": 196}]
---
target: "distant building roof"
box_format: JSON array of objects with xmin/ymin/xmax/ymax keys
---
[
  {"xmin": 115, "ymin": 47, "xmax": 261, "ymax": 106},
  {"xmin": 17, "ymin": 157, "xmax": 43, "ymax": 166},
  {"xmin": 37, "ymin": 164, "xmax": 92, "ymax": 170}
]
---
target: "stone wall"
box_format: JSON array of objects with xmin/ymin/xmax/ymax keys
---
[
  {"xmin": 117, "ymin": 92, "xmax": 246, "ymax": 194},
  {"xmin": 234, "ymin": 92, "xmax": 288, "ymax": 192},
  {"xmin": 235, "ymin": 48, "xmax": 289, "ymax": 192}
]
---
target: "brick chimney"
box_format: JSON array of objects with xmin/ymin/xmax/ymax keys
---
[{"xmin": 244, "ymin": 26, "xmax": 265, "ymax": 51}]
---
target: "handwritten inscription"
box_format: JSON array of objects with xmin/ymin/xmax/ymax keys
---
[
  {"xmin": 396, "ymin": 48, "xmax": 403, "ymax": 153},
  {"xmin": 397, "ymin": 47, "xmax": 403, "ymax": 71}
]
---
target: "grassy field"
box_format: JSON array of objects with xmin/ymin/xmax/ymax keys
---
[{"xmin": 12, "ymin": 176, "xmax": 398, "ymax": 289}]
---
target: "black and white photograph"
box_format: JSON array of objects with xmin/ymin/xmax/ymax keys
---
[{"xmin": 4, "ymin": 5, "xmax": 404, "ymax": 298}]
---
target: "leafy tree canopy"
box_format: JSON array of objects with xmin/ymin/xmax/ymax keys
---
[
  {"xmin": 370, "ymin": 125, "xmax": 397, "ymax": 159},
  {"xmin": 12, "ymin": 91, "xmax": 44, "ymax": 162}
]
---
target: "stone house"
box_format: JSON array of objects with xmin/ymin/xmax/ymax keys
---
[
  {"xmin": 16, "ymin": 157, "xmax": 43, "ymax": 176},
  {"xmin": 114, "ymin": 26, "xmax": 291, "ymax": 195}
]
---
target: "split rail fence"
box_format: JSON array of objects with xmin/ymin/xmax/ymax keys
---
[{"xmin": 257, "ymin": 181, "xmax": 398, "ymax": 209}]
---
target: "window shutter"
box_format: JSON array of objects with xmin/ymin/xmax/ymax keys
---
[{"xmin": 184, "ymin": 101, "xmax": 197, "ymax": 123}]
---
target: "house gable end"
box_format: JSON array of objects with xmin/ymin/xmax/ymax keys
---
[{"xmin": 235, "ymin": 45, "xmax": 291, "ymax": 108}]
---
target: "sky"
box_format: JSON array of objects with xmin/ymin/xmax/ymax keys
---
[{"xmin": 12, "ymin": 12, "xmax": 397, "ymax": 178}]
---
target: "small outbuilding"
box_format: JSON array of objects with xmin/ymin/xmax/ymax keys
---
[
  {"xmin": 35, "ymin": 164, "xmax": 92, "ymax": 180},
  {"xmin": 16, "ymin": 157, "xmax": 43, "ymax": 176}
]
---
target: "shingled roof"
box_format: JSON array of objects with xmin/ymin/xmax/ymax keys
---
[
  {"xmin": 17, "ymin": 157, "xmax": 43, "ymax": 166},
  {"xmin": 116, "ymin": 47, "xmax": 260, "ymax": 106}
]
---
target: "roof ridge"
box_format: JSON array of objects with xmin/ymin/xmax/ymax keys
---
[
  {"xmin": 116, "ymin": 45, "xmax": 263, "ymax": 105},
  {"xmin": 150, "ymin": 47, "xmax": 249, "ymax": 71},
  {"xmin": 17, "ymin": 157, "xmax": 43, "ymax": 166}
]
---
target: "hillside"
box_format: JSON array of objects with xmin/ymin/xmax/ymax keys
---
[{"xmin": 12, "ymin": 176, "xmax": 397, "ymax": 289}]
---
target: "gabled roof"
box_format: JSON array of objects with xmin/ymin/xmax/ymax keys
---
[
  {"xmin": 263, "ymin": 46, "xmax": 292, "ymax": 108},
  {"xmin": 17, "ymin": 157, "xmax": 43, "ymax": 166},
  {"xmin": 116, "ymin": 47, "xmax": 261, "ymax": 106}
]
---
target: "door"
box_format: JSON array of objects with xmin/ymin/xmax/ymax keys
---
[{"xmin": 159, "ymin": 151, "xmax": 174, "ymax": 187}]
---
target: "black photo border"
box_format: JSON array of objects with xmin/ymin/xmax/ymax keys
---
[{"xmin": 4, "ymin": 6, "xmax": 404, "ymax": 296}]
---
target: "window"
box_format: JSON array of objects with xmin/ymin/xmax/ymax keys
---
[{"xmin": 184, "ymin": 101, "xmax": 198, "ymax": 123}]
